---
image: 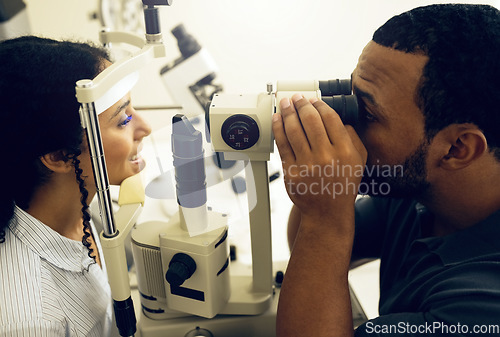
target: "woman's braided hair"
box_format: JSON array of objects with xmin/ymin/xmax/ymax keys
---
[
  {"xmin": 72, "ymin": 152, "xmax": 95, "ymax": 260},
  {"xmin": 0, "ymin": 36, "xmax": 111, "ymax": 261}
]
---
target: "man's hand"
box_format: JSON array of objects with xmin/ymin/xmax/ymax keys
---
[{"xmin": 272, "ymin": 94, "xmax": 367, "ymax": 224}]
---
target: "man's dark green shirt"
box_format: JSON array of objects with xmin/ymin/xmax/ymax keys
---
[{"xmin": 353, "ymin": 197, "xmax": 500, "ymax": 336}]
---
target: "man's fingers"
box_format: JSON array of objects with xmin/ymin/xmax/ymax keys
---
[
  {"xmin": 290, "ymin": 94, "xmax": 332, "ymax": 150},
  {"xmin": 311, "ymin": 99, "xmax": 350, "ymax": 145},
  {"xmin": 279, "ymin": 97, "xmax": 311, "ymax": 155},
  {"xmin": 272, "ymin": 112, "xmax": 296, "ymax": 163}
]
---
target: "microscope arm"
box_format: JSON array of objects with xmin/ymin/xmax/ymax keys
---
[{"xmin": 247, "ymin": 161, "xmax": 273, "ymax": 294}]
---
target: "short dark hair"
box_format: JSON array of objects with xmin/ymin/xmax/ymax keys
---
[{"xmin": 373, "ymin": 4, "xmax": 500, "ymax": 160}]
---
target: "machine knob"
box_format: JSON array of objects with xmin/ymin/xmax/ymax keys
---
[
  {"xmin": 166, "ymin": 253, "xmax": 197, "ymax": 287},
  {"xmin": 275, "ymin": 271, "xmax": 284, "ymax": 288},
  {"xmin": 221, "ymin": 114, "xmax": 259, "ymax": 150}
]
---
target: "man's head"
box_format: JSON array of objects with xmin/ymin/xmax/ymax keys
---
[{"xmin": 352, "ymin": 4, "xmax": 500, "ymax": 199}]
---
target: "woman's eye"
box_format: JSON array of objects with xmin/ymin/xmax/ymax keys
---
[{"xmin": 119, "ymin": 115, "xmax": 132, "ymax": 127}]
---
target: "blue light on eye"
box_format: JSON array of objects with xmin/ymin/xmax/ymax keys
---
[{"xmin": 121, "ymin": 115, "xmax": 133, "ymax": 126}]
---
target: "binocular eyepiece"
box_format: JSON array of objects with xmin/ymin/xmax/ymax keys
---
[
  {"xmin": 318, "ymin": 79, "xmax": 358, "ymax": 126},
  {"xmin": 206, "ymin": 79, "xmax": 358, "ymax": 157}
]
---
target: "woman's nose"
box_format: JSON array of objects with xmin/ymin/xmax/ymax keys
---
[{"xmin": 134, "ymin": 111, "xmax": 152, "ymax": 139}]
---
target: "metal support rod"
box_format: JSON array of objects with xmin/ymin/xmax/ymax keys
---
[
  {"xmin": 78, "ymin": 80, "xmax": 117, "ymax": 237},
  {"xmin": 246, "ymin": 160, "xmax": 273, "ymax": 294}
]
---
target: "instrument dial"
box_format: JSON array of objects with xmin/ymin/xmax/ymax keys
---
[{"xmin": 221, "ymin": 115, "xmax": 259, "ymax": 150}]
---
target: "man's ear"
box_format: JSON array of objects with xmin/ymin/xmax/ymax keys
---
[
  {"xmin": 440, "ymin": 125, "xmax": 487, "ymax": 170},
  {"xmin": 39, "ymin": 151, "xmax": 74, "ymax": 173}
]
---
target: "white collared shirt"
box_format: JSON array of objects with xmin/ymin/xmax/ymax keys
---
[{"xmin": 0, "ymin": 206, "xmax": 113, "ymax": 336}]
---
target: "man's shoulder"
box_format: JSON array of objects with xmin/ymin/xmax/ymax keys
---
[{"xmin": 355, "ymin": 196, "xmax": 418, "ymax": 215}]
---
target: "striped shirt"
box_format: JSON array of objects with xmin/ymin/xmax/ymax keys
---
[{"xmin": 0, "ymin": 206, "xmax": 113, "ymax": 336}]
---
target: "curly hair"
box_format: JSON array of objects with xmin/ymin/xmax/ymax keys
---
[
  {"xmin": 373, "ymin": 4, "xmax": 500, "ymax": 160},
  {"xmin": 0, "ymin": 36, "xmax": 111, "ymax": 261},
  {"xmin": 71, "ymin": 152, "xmax": 95, "ymax": 261}
]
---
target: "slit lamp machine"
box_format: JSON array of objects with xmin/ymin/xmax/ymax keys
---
[{"xmin": 75, "ymin": 1, "xmax": 365, "ymax": 336}]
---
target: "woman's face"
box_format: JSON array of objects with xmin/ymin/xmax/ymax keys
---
[
  {"xmin": 95, "ymin": 92, "xmax": 152, "ymax": 185},
  {"xmin": 78, "ymin": 58, "xmax": 152, "ymax": 190}
]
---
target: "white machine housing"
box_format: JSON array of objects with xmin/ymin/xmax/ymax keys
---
[
  {"xmin": 132, "ymin": 210, "xmax": 230, "ymax": 319},
  {"xmin": 208, "ymin": 80, "xmax": 322, "ymax": 162},
  {"xmin": 209, "ymin": 92, "xmax": 274, "ymax": 161}
]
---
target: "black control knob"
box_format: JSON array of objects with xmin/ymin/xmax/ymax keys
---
[
  {"xmin": 221, "ymin": 114, "xmax": 259, "ymax": 150},
  {"xmin": 166, "ymin": 253, "xmax": 197, "ymax": 287},
  {"xmin": 274, "ymin": 271, "xmax": 284, "ymax": 288}
]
